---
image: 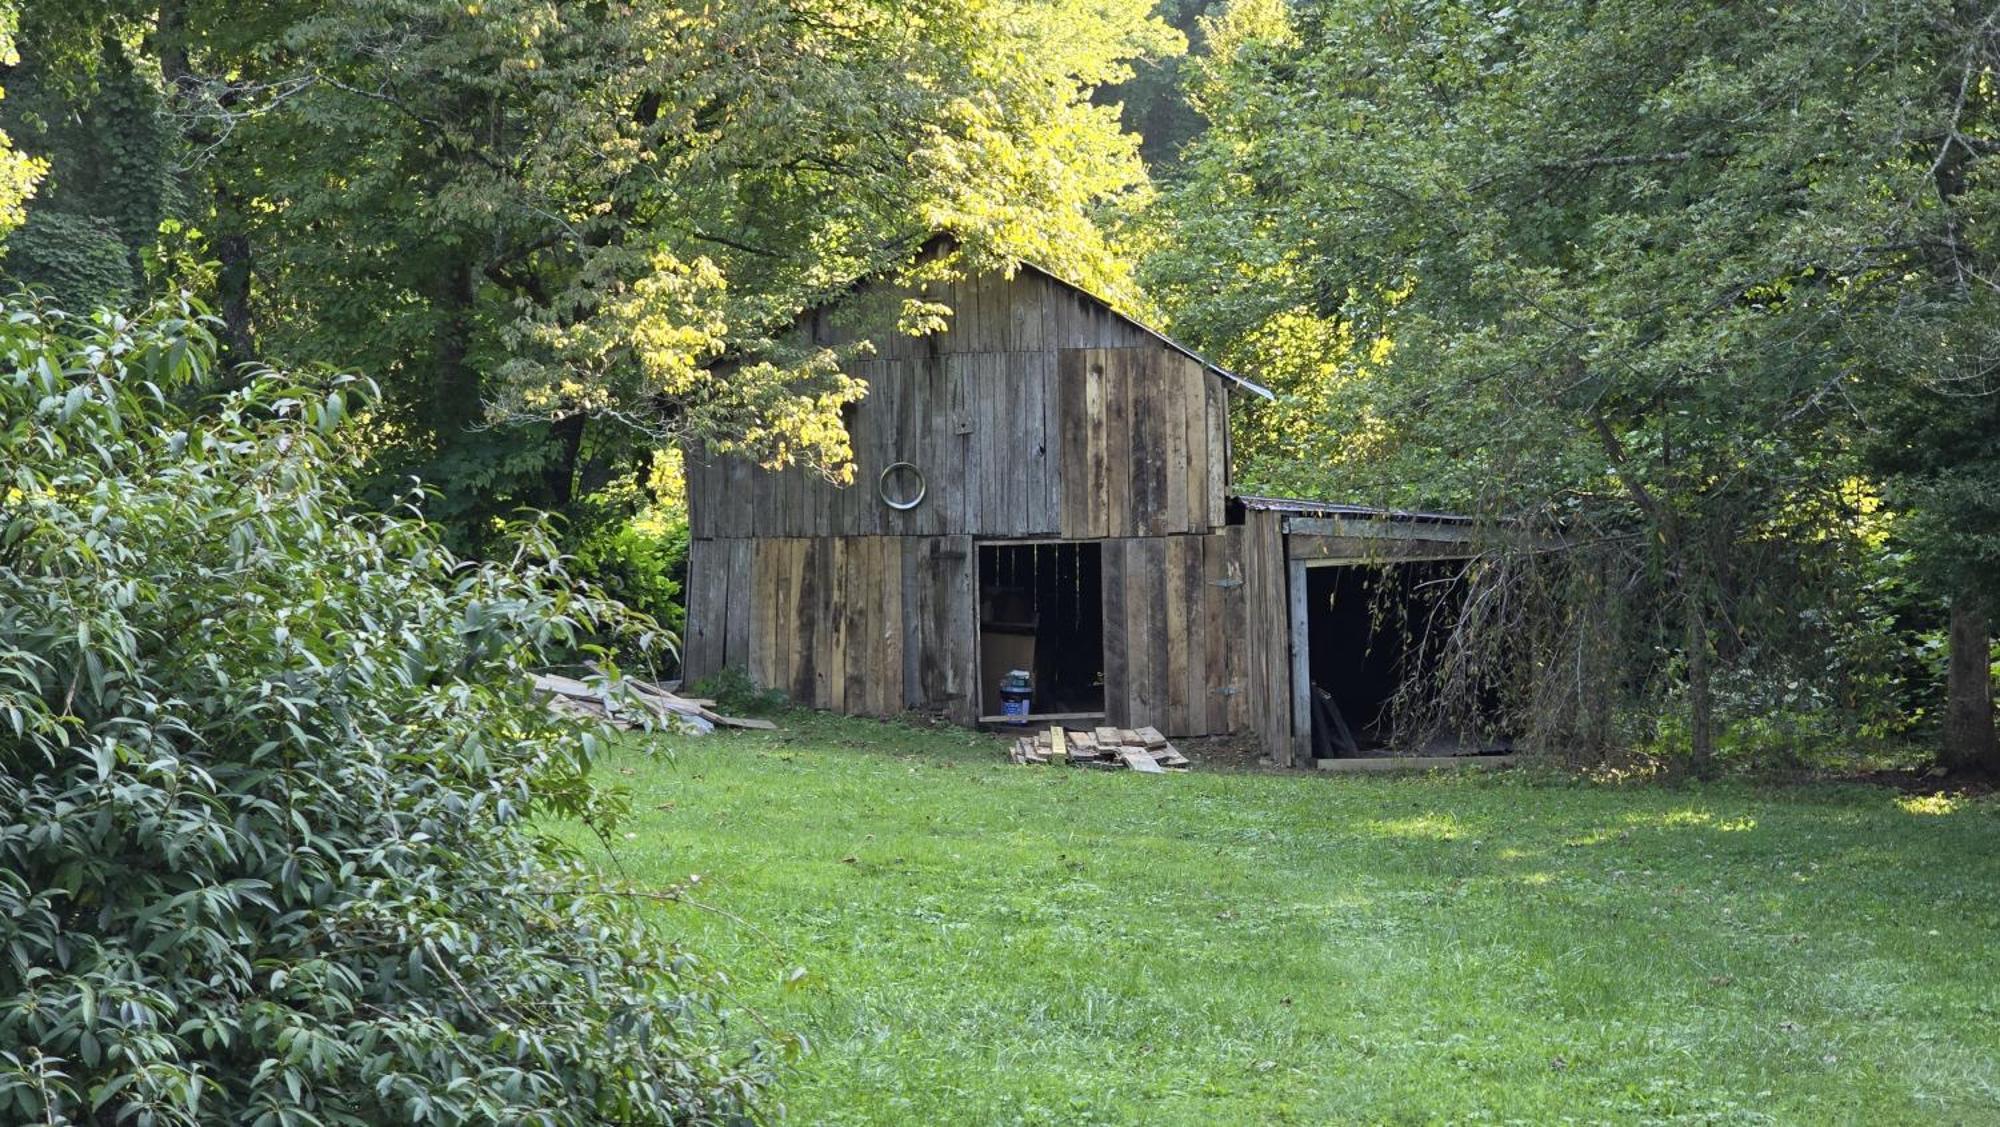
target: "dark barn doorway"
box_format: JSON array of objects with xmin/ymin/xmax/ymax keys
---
[
  {"xmin": 1303, "ymin": 559, "xmax": 1500, "ymax": 756},
  {"xmin": 977, "ymin": 542, "xmax": 1105, "ymax": 720}
]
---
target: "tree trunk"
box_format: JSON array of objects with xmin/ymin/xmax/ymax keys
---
[
  {"xmin": 542, "ymin": 413, "xmax": 587, "ymax": 510},
  {"xmin": 1943, "ymin": 590, "xmax": 1996, "ymax": 773},
  {"xmin": 1686, "ymin": 586, "xmax": 1716, "ymax": 778},
  {"xmin": 160, "ymin": 0, "xmax": 258, "ymax": 368},
  {"xmin": 432, "ymin": 259, "xmax": 479, "ymax": 431}
]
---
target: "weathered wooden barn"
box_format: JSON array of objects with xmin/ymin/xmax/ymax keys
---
[{"xmin": 680, "ymin": 252, "xmax": 1483, "ymax": 765}]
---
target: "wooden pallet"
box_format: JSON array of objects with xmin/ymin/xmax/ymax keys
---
[{"xmin": 1007, "ymin": 725, "xmax": 1190, "ymax": 773}]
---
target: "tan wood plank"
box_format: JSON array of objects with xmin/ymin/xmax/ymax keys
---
[
  {"xmin": 1119, "ymin": 749, "xmax": 1168, "ymax": 774},
  {"xmin": 940, "ymin": 535, "xmax": 978, "ymax": 722},
  {"xmin": 879, "ymin": 534, "xmax": 905, "ymax": 715},
  {"xmin": 749, "ymin": 539, "xmax": 777, "ymax": 689},
  {"xmin": 1184, "ymin": 361, "xmax": 1209, "ymax": 532}
]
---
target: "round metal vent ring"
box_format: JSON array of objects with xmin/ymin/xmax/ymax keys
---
[{"xmin": 878, "ymin": 461, "xmax": 927, "ymax": 510}]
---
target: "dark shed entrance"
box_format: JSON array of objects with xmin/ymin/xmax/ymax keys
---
[
  {"xmin": 976, "ymin": 541, "xmax": 1105, "ymax": 721},
  {"xmin": 1304, "ymin": 559, "xmax": 1474, "ymax": 756},
  {"xmin": 1264, "ymin": 504, "xmax": 1511, "ymax": 765}
]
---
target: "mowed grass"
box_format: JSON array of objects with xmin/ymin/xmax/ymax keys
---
[{"xmin": 558, "ymin": 713, "xmax": 2000, "ymax": 1125}]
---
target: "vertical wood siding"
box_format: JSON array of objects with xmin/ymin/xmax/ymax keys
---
[
  {"xmin": 685, "ymin": 270, "xmax": 1232, "ymax": 542},
  {"xmin": 681, "ymin": 266, "xmax": 1264, "ymax": 746},
  {"xmin": 1088, "ymin": 531, "xmax": 1245, "ymax": 738},
  {"xmin": 1239, "ymin": 510, "xmax": 1294, "ymax": 763}
]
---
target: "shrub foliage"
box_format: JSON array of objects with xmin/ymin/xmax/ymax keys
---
[{"xmin": 0, "ymin": 300, "xmax": 767, "ymax": 1124}]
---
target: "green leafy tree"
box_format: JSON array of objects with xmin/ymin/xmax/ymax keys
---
[
  {"xmin": 0, "ymin": 298, "xmax": 768, "ymax": 1124},
  {"xmin": 0, "ymin": 20, "xmax": 182, "ymax": 310},
  {"xmin": 13, "ymin": 0, "xmax": 1179, "ymax": 554},
  {"xmin": 1148, "ymin": 0, "xmax": 2000, "ymax": 772}
]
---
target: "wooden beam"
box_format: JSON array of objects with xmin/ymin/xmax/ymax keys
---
[
  {"xmin": 1288, "ymin": 557, "xmax": 1310, "ymax": 768},
  {"xmin": 1282, "ymin": 516, "xmax": 1484, "ymax": 543},
  {"xmin": 1291, "ymin": 539, "xmax": 1479, "ymax": 565}
]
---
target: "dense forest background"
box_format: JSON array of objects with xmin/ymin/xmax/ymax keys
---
[{"xmin": 2, "ymin": 0, "xmax": 1995, "ymax": 776}]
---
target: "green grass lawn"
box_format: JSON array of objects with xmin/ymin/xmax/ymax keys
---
[{"xmin": 560, "ymin": 713, "xmax": 2000, "ymax": 1125}]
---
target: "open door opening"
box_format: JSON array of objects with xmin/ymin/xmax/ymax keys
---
[
  {"xmin": 1304, "ymin": 560, "xmax": 1507, "ymax": 757},
  {"xmin": 977, "ymin": 542, "xmax": 1105, "ymax": 720}
]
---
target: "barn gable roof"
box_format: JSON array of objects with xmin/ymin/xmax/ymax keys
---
[
  {"xmin": 1006, "ymin": 258, "xmax": 1276, "ymax": 401},
  {"xmin": 796, "ymin": 233, "xmax": 1276, "ymax": 401}
]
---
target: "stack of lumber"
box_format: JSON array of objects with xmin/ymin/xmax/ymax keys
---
[
  {"xmin": 530, "ymin": 673, "xmax": 778, "ymax": 734},
  {"xmin": 1007, "ymin": 725, "xmax": 1190, "ymax": 773}
]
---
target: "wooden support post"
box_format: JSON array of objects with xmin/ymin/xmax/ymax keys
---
[{"xmin": 1288, "ymin": 557, "xmax": 1310, "ymax": 768}]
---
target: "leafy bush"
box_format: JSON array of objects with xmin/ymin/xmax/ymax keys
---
[
  {"xmin": 0, "ymin": 300, "xmax": 769, "ymax": 1124},
  {"xmin": 566, "ymin": 489, "xmax": 688, "ymax": 645},
  {"xmin": 3, "ymin": 211, "xmax": 134, "ymax": 312}
]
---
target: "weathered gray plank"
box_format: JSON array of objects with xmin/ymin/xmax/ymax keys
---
[
  {"xmin": 1143, "ymin": 537, "xmax": 1171, "ymax": 731},
  {"xmin": 840, "ymin": 539, "xmax": 865, "ymax": 713},
  {"xmin": 1183, "ymin": 534, "xmax": 1211, "ymax": 736},
  {"xmin": 1037, "ymin": 349, "xmax": 1061, "ymax": 534},
  {"xmin": 1286, "ymin": 534, "xmax": 1481, "ymax": 562},
  {"xmin": 1127, "ymin": 353, "xmax": 1164, "ymax": 537},
  {"xmin": 1287, "ymin": 556, "xmax": 1311, "ymax": 766},
  {"xmin": 1164, "ymin": 535, "xmax": 1192, "ymax": 736},
  {"xmin": 680, "ymin": 538, "xmax": 719, "ymax": 683},
  {"xmin": 901, "ymin": 536, "xmax": 925, "ymax": 708},
  {"xmin": 1101, "ymin": 538, "xmax": 1129, "ymax": 726},
  {"xmin": 1205, "ymin": 529, "xmax": 1243, "ymax": 734},
  {"xmin": 1183, "ymin": 362, "xmax": 1209, "ymax": 533},
  {"xmin": 1103, "ymin": 350, "xmax": 1133, "ymax": 537},
  {"xmin": 1057, "ymin": 349, "xmax": 1086, "ymax": 537},
  {"xmin": 1162, "ymin": 355, "xmax": 1190, "ymax": 535},
  {"xmin": 723, "ymin": 538, "xmax": 752, "ymax": 672}
]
